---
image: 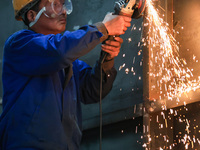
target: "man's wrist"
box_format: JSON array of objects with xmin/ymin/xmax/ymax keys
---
[{"xmin": 94, "ymin": 22, "xmax": 109, "ymax": 42}]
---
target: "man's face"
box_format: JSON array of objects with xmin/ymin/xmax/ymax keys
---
[{"xmin": 33, "ymin": 0, "xmax": 67, "ymax": 35}]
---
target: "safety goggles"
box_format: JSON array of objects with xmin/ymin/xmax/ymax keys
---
[
  {"xmin": 44, "ymin": 0, "xmax": 73, "ymax": 17},
  {"xmin": 29, "ymin": 0, "xmax": 72, "ymax": 27}
]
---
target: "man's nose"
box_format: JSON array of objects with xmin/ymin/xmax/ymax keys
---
[{"xmin": 61, "ymin": 6, "xmax": 67, "ymax": 15}]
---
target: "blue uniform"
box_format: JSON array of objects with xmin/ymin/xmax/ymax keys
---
[{"xmin": 0, "ymin": 25, "xmax": 117, "ymax": 150}]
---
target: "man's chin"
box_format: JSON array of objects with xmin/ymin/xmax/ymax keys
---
[
  {"xmin": 58, "ymin": 27, "xmax": 66, "ymax": 34},
  {"xmin": 56, "ymin": 24, "xmax": 66, "ymax": 32}
]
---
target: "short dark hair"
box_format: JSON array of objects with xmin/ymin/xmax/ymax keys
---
[{"xmin": 23, "ymin": 0, "xmax": 41, "ymax": 27}]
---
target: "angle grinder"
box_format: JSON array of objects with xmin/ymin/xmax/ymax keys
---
[
  {"xmin": 101, "ymin": 0, "xmax": 146, "ymax": 61},
  {"xmin": 114, "ymin": 0, "xmax": 146, "ymax": 18}
]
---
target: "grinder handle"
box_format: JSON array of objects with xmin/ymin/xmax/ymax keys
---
[{"xmin": 100, "ymin": 35, "xmax": 120, "ymax": 64}]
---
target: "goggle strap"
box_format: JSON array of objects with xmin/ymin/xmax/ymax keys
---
[{"xmin": 29, "ymin": 7, "xmax": 46, "ymax": 27}]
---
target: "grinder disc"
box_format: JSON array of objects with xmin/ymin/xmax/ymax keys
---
[{"xmin": 132, "ymin": 0, "xmax": 146, "ymax": 18}]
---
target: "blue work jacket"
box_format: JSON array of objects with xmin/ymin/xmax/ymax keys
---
[{"xmin": 0, "ymin": 25, "xmax": 117, "ymax": 150}]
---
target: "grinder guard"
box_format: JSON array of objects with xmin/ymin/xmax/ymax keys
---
[{"xmin": 132, "ymin": 0, "xmax": 146, "ymax": 18}]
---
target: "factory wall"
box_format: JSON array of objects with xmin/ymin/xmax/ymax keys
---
[{"xmin": 0, "ymin": 0, "xmax": 144, "ymax": 149}]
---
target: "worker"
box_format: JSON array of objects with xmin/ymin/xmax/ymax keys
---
[{"xmin": 0, "ymin": 0, "xmax": 131, "ymax": 149}]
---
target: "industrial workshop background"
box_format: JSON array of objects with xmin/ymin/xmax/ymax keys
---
[{"xmin": 1, "ymin": 0, "xmax": 200, "ymax": 150}]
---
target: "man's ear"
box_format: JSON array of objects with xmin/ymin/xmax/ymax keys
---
[{"xmin": 27, "ymin": 10, "xmax": 37, "ymax": 22}]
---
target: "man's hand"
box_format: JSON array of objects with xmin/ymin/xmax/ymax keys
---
[
  {"xmin": 102, "ymin": 13, "xmax": 131, "ymax": 36},
  {"xmin": 101, "ymin": 37, "xmax": 123, "ymax": 60}
]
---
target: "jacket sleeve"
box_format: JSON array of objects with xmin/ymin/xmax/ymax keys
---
[
  {"xmin": 4, "ymin": 25, "xmax": 106, "ymax": 76},
  {"xmin": 77, "ymin": 59, "xmax": 117, "ymax": 104}
]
